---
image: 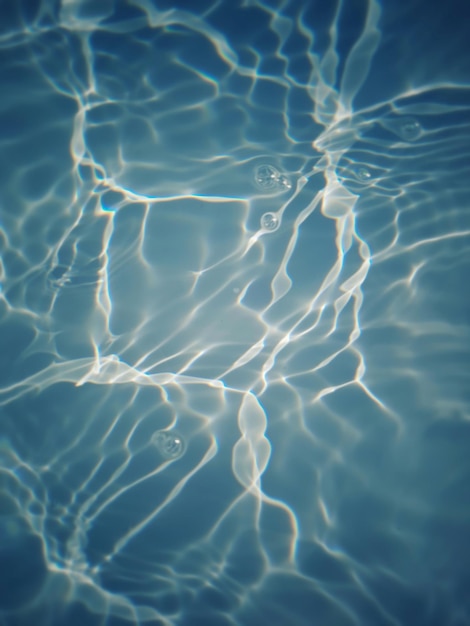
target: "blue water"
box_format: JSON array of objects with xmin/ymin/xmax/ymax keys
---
[{"xmin": 1, "ymin": 1, "xmax": 469, "ymax": 625}]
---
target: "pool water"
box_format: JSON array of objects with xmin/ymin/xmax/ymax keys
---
[{"xmin": 0, "ymin": 1, "xmax": 469, "ymax": 625}]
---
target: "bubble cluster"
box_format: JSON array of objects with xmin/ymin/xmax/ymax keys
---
[
  {"xmin": 254, "ymin": 164, "xmax": 292, "ymax": 193},
  {"xmin": 260, "ymin": 212, "xmax": 280, "ymax": 232},
  {"xmin": 152, "ymin": 430, "xmax": 185, "ymax": 460}
]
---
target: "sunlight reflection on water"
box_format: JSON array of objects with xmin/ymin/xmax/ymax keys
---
[{"xmin": 0, "ymin": 0, "xmax": 469, "ymax": 625}]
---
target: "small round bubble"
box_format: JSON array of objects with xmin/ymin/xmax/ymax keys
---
[
  {"xmin": 254, "ymin": 164, "xmax": 280, "ymax": 190},
  {"xmin": 355, "ymin": 167, "xmax": 371, "ymax": 181},
  {"xmin": 381, "ymin": 116, "xmax": 423, "ymax": 142},
  {"xmin": 152, "ymin": 430, "xmax": 185, "ymax": 460},
  {"xmin": 399, "ymin": 119, "xmax": 422, "ymax": 141},
  {"xmin": 261, "ymin": 212, "xmax": 280, "ymax": 232}
]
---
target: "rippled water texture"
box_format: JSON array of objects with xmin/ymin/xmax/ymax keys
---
[{"xmin": 0, "ymin": 0, "xmax": 469, "ymax": 625}]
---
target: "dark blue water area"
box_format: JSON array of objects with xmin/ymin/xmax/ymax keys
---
[{"xmin": 1, "ymin": 0, "xmax": 470, "ymax": 625}]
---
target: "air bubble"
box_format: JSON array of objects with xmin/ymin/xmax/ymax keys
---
[
  {"xmin": 254, "ymin": 164, "xmax": 292, "ymax": 193},
  {"xmin": 261, "ymin": 212, "xmax": 280, "ymax": 232},
  {"xmin": 355, "ymin": 167, "xmax": 372, "ymax": 181},
  {"xmin": 399, "ymin": 119, "xmax": 422, "ymax": 141},
  {"xmin": 152, "ymin": 430, "xmax": 185, "ymax": 460},
  {"xmin": 380, "ymin": 116, "xmax": 423, "ymax": 142}
]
